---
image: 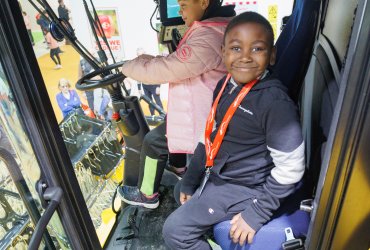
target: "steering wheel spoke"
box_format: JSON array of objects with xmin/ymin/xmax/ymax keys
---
[{"xmin": 76, "ymin": 61, "xmax": 127, "ymax": 91}]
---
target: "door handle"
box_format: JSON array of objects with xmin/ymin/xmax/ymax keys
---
[{"xmin": 28, "ymin": 186, "xmax": 63, "ymax": 250}]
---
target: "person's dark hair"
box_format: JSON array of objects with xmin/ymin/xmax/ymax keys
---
[
  {"xmin": 224, "ymin": 11, "xmax": 274, "ymax": 46},
  {"xmin": 201, "ymin": 0, "xmax": 235, "ymax": 20},
  {"xmin": 209, "ymin": 0, "xmax": 222, "ymax": 7}
]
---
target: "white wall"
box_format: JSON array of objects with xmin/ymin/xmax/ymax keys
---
[
  {"xmin": 223, "ymin": 0, "xmax": 294, "ymax": 39},
  {"xmin": 22, "ymin": 0, "xmax": 294, "ymax": 53},
  {"xmin": 258, "ymin": 0, "xmax": 294, "ymax": 39},
  {"xmin": 70, "ymin": 0, "xmax": 160, "ymax": 60}
]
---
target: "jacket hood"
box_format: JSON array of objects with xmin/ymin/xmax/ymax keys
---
[
  {"xmin": 228, "ymin": 73, "xmax": 287, "ymax": 92},
  {"xmin": 253, "ymin": 75, "xmax": 288, "ymax": 92},
  {"xmin": 202, "ymin": 4, "xmax": 236, "ymax": 20}
]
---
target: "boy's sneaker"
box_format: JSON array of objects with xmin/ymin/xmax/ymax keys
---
[{"xmin": 118, "ymin": 185, "xmax": 159, "ymax": 209}]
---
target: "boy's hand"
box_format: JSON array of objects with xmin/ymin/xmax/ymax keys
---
[
  {"xmin": 179, "ymin": 192, "xmax": 192, "ymax": 205},
  {"xmin": 229, "ymin": 213, "xmax": 256, "ymax": 246}
]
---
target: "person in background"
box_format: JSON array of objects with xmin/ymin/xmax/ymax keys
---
[
  {"xmin": 46, "ymin": 28, "xmax": 62, "ymax": 69},
  {"xmin": 136, "ymin": 48, "xmax": 163, "ymax": 116},
  {"xmin": 58, "ymin": 0, "xmax": 71, "ymax": 22},
  {"xmin": 93, "ymin": 88, "xmax": 112, "ymax": 121},
  {"xmin": 58, "ymin": 0, "xmax": 72, "ymax": 45},
  {"xmin": 56, "ymin": 78, "xmax": 81, "ymax": 118},
  {"xmin": 123, "ymin": 77, "xmax": 140, "ymax": 97},
  {"xmin": 36, "ymin": 11, "xmax": 50, "ymax": 46},
  {"xmin": 22, "ymin": 11, "xmax": 34, "ymax": 46},
  {"xmin": 78, "ymin": 57, "xmax": 94, "ymax": 110},
  {"xmin": 77, "ymin": 56, "xmax": 113, "ymax": 120},
  {"xmin": 143, "ymin": 83, "xmax": 163, "ymax": 116}
]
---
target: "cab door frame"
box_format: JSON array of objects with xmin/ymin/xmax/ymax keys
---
[
  {"xmin": 0, "ymin": 1, "xmax": 101, "ymax": 249},
  {"xmin": 306, "ymin": 0, "xmax": 370, "ymax": 248}
]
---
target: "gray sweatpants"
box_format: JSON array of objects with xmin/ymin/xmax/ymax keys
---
[{"xmin": 163, "ymin": 176, "xmax": 260, "ymax": 249}]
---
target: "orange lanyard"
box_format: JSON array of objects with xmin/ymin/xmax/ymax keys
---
[{"xmin": 204, "ymin": 74, "xmax": 258, "ymax": 168}]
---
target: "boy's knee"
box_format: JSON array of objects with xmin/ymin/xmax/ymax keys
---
[
  {"xmin": 162, "ymin": 215, "xmax": 175, "ymax": 241},
  {"xmin": 162, "ymin": 214, "xmax": 183, "ymax": 248}
]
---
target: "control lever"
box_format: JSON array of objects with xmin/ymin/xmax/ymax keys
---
[{"xmin": 172, "ymin": 28, "xmax": 182, "ymax": 48}]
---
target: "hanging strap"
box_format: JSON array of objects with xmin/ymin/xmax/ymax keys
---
[{"xmin": 204, "ymin": 74, "xmax": 258, "ymax": 168}]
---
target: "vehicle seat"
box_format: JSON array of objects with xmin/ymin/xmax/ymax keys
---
[
  {"xmin": 300, "ymin": 34, "xmax": 341, "ymax": 194},
  {"xmin": 271, "ymin": 0, "xmax": 321, "ymax": 102},
  {"xmin": 213, "ymin": 186, "xmax": 310, "ymax": 250},
  {"xmin": 213, "ymin": 0, "xmax": 321, "ymax": 248}
]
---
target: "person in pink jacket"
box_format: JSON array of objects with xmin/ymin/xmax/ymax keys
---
[{"xmin": 118, "ymin": 0, "xmax": 235, "ymax": 208}]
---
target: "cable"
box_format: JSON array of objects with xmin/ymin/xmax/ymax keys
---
[
  {"xmin": 89, "ymin": 0, "xmax": 117, "ymax": 66},
  {"xmin": 112, "ymin": 181, "xmax": 123, "ymax": 214},
  {"xmin": 150, "ymin": 5, "xmax": 159, "ymax": 33},
  {"xmin": 29, "ymin": 0, "xmax": 101, "ymax": 70}
]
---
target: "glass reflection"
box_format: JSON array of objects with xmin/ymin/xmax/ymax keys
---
[
  {"xmin": 59, "ymin": 111, "xmax": 123, "ymax": 233},
  {"xmin": 0, "ymin": 71, "xmax": 40, "ymax": 182},
  {"xmin": 0, "ymin": 66, "xmax": 70, "ymax": 249}
]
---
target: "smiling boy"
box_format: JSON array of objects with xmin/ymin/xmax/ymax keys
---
[{"xmin": 163, "ymin": 12, "xmax": 305, "ymax": 249}]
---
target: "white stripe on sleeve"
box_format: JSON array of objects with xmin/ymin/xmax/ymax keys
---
[{"xmin": 267, "ymin": 142, "xmax": 305, "ymax": 185}]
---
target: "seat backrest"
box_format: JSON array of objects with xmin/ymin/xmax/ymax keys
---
[
  {"xmin": 300, "ymin": 34, "xmax": 340, "ymax": 192},
  {"xmin": 272, "ymin": 0, "xmax": 321, "ymax": 102}
]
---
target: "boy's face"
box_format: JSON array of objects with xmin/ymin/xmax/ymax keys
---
[
  {"xmin": 222, "ymin": 22, "xmax": 276, "ymax": 85},
  {"xmin": 177, "ymin": 0, "xmax": 209, "ymax": 27}
]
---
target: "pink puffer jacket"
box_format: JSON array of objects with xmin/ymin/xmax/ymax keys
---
[{"xmin": 121, "ymin": 17, "xmax": 231, "ymax": 153}]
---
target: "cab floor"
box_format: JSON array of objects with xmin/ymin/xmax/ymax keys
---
[{"xmin": 105, "ymin": 171, "xmax": 179, "ymax": 250}]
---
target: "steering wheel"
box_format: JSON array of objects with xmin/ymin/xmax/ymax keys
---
[{"xmin": 75, "ymin": 61, "xmax": 126, "ymax": 91}]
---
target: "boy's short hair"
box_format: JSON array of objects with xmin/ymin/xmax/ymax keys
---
[{"xmin": 224, "ymin": 11, "xmax": 274, "ymax": 46}]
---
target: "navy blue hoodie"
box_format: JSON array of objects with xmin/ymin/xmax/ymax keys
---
[{"xmin": 181, "ymin": 74, "xmax": 305, "ymax": 231}]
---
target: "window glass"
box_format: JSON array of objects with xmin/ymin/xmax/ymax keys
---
[{"xmin": 0, "ymin": 65, "xmax": 71, "ymax": 249}]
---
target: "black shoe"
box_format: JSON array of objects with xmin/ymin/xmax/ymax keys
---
[
  {"xmin": 166, "ymin": 165, "xmax": 187, "ymax": 179},
  {"xmin": 118, "ymin": 185, "xmax": 159, "ymax": 209}
]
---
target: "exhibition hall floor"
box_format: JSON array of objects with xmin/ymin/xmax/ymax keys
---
[{"xmin": 33, "ymin": 42, "xmax": 165, "ymax": 123}]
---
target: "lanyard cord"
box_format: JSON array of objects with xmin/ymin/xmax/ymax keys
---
[{"xmin": 205, "ymin": 74, "xmax": 258, "ymax": 167}]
